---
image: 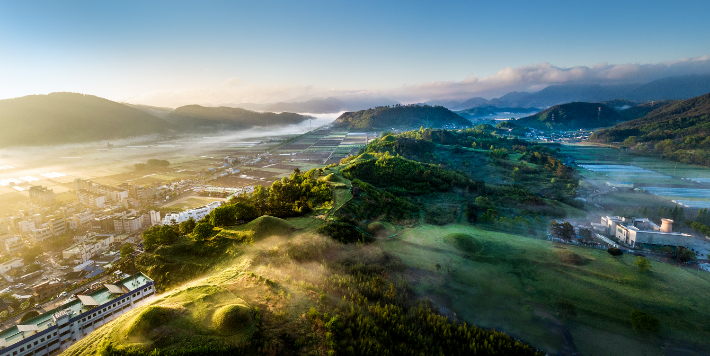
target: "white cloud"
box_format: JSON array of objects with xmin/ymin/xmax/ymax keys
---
[{"xmin": 124, "ymin": 54, "xmax": 710, "ymax": 107}]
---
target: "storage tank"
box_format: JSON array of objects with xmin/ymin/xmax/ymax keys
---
[{"xmin": 660, "ymin": 219, "xmax": 673, "ymax": 232}]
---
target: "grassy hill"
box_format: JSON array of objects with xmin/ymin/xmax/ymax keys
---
[
  {"xmin": 590, "ymin": 92, "xmax": 710, "ymax": 166},
  {"xmin": 516, "ymin": 102, "xmax": 621, "ymax": 130},
  {"xmin": 617, "ymin": 100, "xmax": 674, "ymax": 121},
  {"xmin": 332, "ymin": 105, "xmax": 471, "ymax": 130},
  {"xmin": 0, "ymin": 92, "xmax": 169, "ymax": 147},
  {"xmin": 164, "ymin": 105, "xmax": 310, "ymax": 130}
]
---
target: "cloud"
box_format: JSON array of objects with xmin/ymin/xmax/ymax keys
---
[
  {"xmin": 124, "ymin": 54, "xmax": 710, "ymax": 107},
  {"xmin": 222, "ymin": 77, "xmax": 243, "ymax": 87},
  {"xmin": 392, "ymin": 54, "xmax": 710, "ymax": 102}
]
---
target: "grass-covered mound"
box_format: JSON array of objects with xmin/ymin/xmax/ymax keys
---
[
  {"xmin": 357, "ymin": 152, "xmax": 375, "ymax": 160},
  {"xmin": 446, "ymin": 233, "xmax": 481, "ymax": 254},
  {"xmin": 366, "ymin": 221, "xmax": 396, "ymax": 237},
  {"xmin": 240, "ymin": 215, "xmax": 296, "ymax": 240},
  {"xmin": 66, "ymin": 285, "xmax": 255, "ymax": 356},
  {"xmin": 211, "ymin": 302, "xmax": 253, "ymax": 334},
  {"xmin": 555, "ymin": 249, "xmax": 586, "ymax": 265}
]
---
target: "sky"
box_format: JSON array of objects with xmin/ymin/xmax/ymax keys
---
[{"xmin": 1, "ymin": 0, "xmax": 710, "ymax": 107}]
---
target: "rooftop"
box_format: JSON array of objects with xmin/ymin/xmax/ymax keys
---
[{"xmin": 0, "ymin": 272, "xmax": 152, "ymax": 349}]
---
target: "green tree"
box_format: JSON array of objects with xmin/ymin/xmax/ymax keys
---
[
  {"xmin": 179, "ymin": 217, "xmax": 197, "ymax": 235},
  {"xmin": 629, "ymin": 309, "xmax": 660, "ymax": 333},
  {"xmin": 193, "ymin": 222, "xmax": 215, "ymax": 241},
  {"xmin": 19, "ymin": 310, "xmax": 40, "ymax": 323},
  {"xmin": 22, "ymin": 246, "xmax": 43, "ymax": 264},
  {"xmin": 633, "ymin": 256, "xmax": 652, "ymax": 273},
  {"xmin": 120, "ymin": 244, "xmax": 135, "ymax": 259},
  {"xmin": 607, "ymin": 247, "xmax": 623, "ymax": 256}
]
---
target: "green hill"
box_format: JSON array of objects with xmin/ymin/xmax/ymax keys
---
[
  {"xmin": 516, "ymin": 102, "xmax": 621, "ymax": 130},
  {"xmin": 164, "ymin": 105, "xmax": 310, "ymax": 130},
  {"xmin": 618, "ymin": 100, "xmax": 674, "ymax": 121},
  {"xmin": 590, "ymin": 92, "xmax": 710, "ymax": 166},
  {"xmin": 332, "ymin": 105, "xmax": 471, "ymax": 130},
  {"xmin": 0, "ymin": 92, "xmax": 169, "ymax": 147}
]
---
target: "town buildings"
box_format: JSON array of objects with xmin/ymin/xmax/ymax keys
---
[
  {"xmin": 0, "ymin": 273, "xmax": 155, "ymax": 356},
  {"xmin": 62, "ymin": 233, "xmax": 115, "ymax": 264}
]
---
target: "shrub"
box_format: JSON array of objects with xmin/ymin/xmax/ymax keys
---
[
  {"xmin": 629, "ymin": 309, "xmax": 660, "ymax": 333},
  {"xmin": 193, "ymin": 222, "xmax": 215, "ymax": 241},
  {"xmin": 607, "ymin": 247, "xmax": 623, "ymax": 256},
  {"xmin": 633, "ymin": 256, "xmax": 651, "ymax": 273},
  {"xmin": 19, "ymin": 310, "xmax": 39, "ymax": 323},
  {"xmin": 317, "ymin": 221, "xmax": 370, "ymax": 244}
]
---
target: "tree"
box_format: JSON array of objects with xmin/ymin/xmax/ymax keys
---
[
  {"xmin": 633, "ymin": 256, "xmax": 651, "ymax": 273},
  {"xmin": 179, "ymin": 217, "xmax": 197, "ymax": 235},
  {"xmin": 22, "ymin": 246, "xmax": 43, "ymax": 265},
  {"xmin": 549, "ymin": 221, "xmax": 574, "ymax": 240},
  {"xmin": 578, "ymin": 228, "xmax": 593, "ymax": 240},
  {"xmin": 142, "ymin": 225, "xmax": 179, "ymax": 250},
  {"xmin": 629, "ymin": 309, "xmax": 660, "ymax": 334},
  {"xmin": 607, "ymin": 247, "xmax": 623, "ymax": 256},
  {"xmin": 211, "ymin": 205, "xmax": 236, "ymax": 227},
  {"xmin": 19, "ymin": 310, "xmax": 40, "ymax": 323},
  {"xmin": 672, "ymin": 247, "xmax": 696, "ymax": 263},
  {"xmin": 193, "ymin": 222, "xmax": 215, "ymax": 241},
  {"xmin": 120, "ymin": 244, "xmax": 135, "ymax": 259}
]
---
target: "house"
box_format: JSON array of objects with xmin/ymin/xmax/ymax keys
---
[{"xmin": 32, "ymin": 281, "xmax": 65, "ymax": 300}]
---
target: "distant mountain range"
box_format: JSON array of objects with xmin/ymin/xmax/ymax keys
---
[
  {"xmin": 0, "ymin": 93, "xmax": 312, "ymax": 147},
  {"xmin": 229, "ymin": 96, "xmax": 399, "ymax": 114},
  {"xmin": 428, "ymin": 74, "xmax": 710, "ymax": 111},
  {"xmin": 332, "ymin": 105, "xmax": 470, "ymax": 130}
]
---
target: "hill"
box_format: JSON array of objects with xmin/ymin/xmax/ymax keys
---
[
  {"xmin": 516, "ymin": 102, "xmax": 621, "ymax": 130},
  {"xmin": 122, "ymin": 103, "xmax": 174, "ymax": 118},
  {"xmin": 0, "ymin": 92, "xmax": 170, "ymax": 147},
  {"xmin": 332, "ymin": 105, "xmax": 471, "ymax": 130},
  {"xmin": 590, "ymin": 92, "xmax": 710, "ymax": 166},
  {"xmin": 617, "ymin": 100, "xmax": 674, "ymax": 121},
  {"xmin": 164, "ymin": 105, "xmax": 310, "ymax": 130}
]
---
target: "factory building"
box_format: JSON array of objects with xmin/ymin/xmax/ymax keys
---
[{"xmin": 598, "ymin": 216, "xmax": 693, "ymax": 248}]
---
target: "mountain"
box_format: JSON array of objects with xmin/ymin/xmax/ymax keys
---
[
  {"xmin": 516, "ymin": 102, "xmax": 621, "ymax": 130},
  {"xmin": 437, "ymin": 75, "xmax": 710, "ymax": 111},
  {"xmin": 617, "ymin": 100, "xmax": 674, "ymax": 121},
  {"xmin": 123, "ymin": 103, "xmax": 174, "ymax": 118},
  {"xmin": 332, "ymin": 105, "xmax": 471, "ymax": 130},
  {"xmin": 164, "ymin": 105, "xmax": 310, "ymax": 130},
  {"xmin": 0, "ymin": 92, "xmax": 170, "ymax": 147},
  {"xmin": 262, "ymin": 97, "xmax": 347, "ymax": 113},
  {"xmin": 590, "ymin": 92, "xmax": 710, "ymax": 166},
  {"xmin": 624, "ymin": 75, "xmax": 710, "ymax": 101}
]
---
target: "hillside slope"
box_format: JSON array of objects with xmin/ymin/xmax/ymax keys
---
[
  {"xmin": 590, "ymin": 92, "xmax": 710, "ymax": 165},
  {"xmin": 516, "ymin": 102, "xmax": 621, "ymax": 130},
  {"xmin": 332, "ymin": 105, "xmax": 470, "ymax": 130},
  {"xmin": 164, "ymin": 105, "xmax": 310, "ymax": 130},
  {"xmin": 0, "ymin": 92, "xmax": 170, "ymax": 147}
]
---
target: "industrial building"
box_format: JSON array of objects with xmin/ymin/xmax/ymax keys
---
[
  {"xmin": 598, "ymin": 216, "xmax": 693, "ymax": 248},
  {"xmin": 0, "ymin": 273, "xmax": 155, "ymax": 356}
]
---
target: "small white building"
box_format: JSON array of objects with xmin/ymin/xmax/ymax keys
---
[
  {"xmin": 62, "ymin": 233, "xmax": 115, "ymax": 264},
  {"xmin": 4, "ymin": 236, "xmax": 24, "ymax": 254},
  {"xmin": 0, "ymin": 258, "xmax": 24, "ymax": 274},
  {"xmin": 161, "ymin": 201, "xmax": 222, "ymax": 225}
]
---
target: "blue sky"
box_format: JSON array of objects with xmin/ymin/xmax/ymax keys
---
[{"xmin": 1, "ymin": 0, "xmax": 709, "ymax": 106}]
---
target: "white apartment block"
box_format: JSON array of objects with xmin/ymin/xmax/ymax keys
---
[
  {"xmin": 113, "ymin": 217, "xmax": 142, "ymax": 234},
  {"xmin": 161, "ymin": 201, "xmax": 222, "ymax": 225},
  {"xmin": 29, "ymin": 225, "xmax": 53, "ymax": 243},
  {"xmin": 77, "ymin": 191, "xmax": 107, "ymax": 209},
  {"xmin": 0, "ymin": 273, "xmax": 155, "ymax": 356},
  {"xmin": 4, "ymin": 237, "xmax": 24, "ymax": 254},
  {"xmin": 62, "ymin": 234, "xmax": 115, "ymax": 264},
  {"xmin": 68, "ymin": 212, "xmax": 95, "ymax": 230}
]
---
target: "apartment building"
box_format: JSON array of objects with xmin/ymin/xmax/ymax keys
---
[
  {"xmin": 67, "ymin": 212, "xmax": 95, "ymax": 231},
  {"xmin": 0, "ymin": 258, "xmax": 24, "ymax": 274},
  {"xmin": 0, "ymin": 273, "xmax": 155, "ymax": 356},
  {"xmin": 76, "ymin": 191, "xmax": 106, "ymax": 209},
  {"xmin": 46, "ymin": 217, "xmax": 66, "ymax": 237},
  {"xmin": 74, "ymin": 179, "xmax": 128, "ymax": 203},
  {"xmin": 4, "ymin": 237, "xmax": 24, "ymax": 254},
  {"xmin": 112, "ymin": 217, "xmax": 142, "ymax": 234},
  {"xmin": 62, "ymin": 234, "xmax": 115, "ymax": 264},
  {"xmin": 29, "ymin": 226, "xmax": 52, "ymax": 243},
  {"xmin": 28, "ymin": 186, "xmax": 56, "ymax": 206}
]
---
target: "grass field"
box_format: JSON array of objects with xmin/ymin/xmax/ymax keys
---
[{"xmin": 381, "ymin": 224, "xmax": 710, "ymax": 356}]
